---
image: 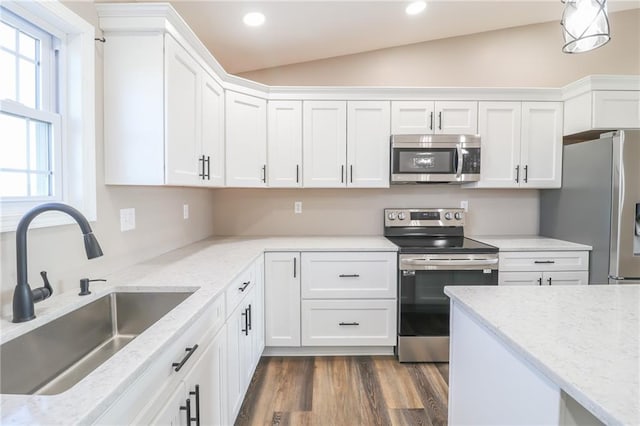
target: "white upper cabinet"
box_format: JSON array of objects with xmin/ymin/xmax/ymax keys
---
[
  {"xmin": 104, "ymin": 33, "xmax": 225, "ymax": 186},
  {"xmin": 474, "ymin": 101, "xmax": 562, "ymax": 188},
  {"xmin": 267, "ymin": 101, "xmax": 302, "ymax": 187},
  {"xmin": 520, "ymin": 102, "xmax": 562, "ymax": 188},
  {"xmin": 476, "ymin": 102, "xmax": 522, "ymax": 188},
  {"xmin": 347, "ymin": 101, "xmax": 391, "ymax": 188},
  {"xmin": 303, "ymin": 100, "xmax": 390, "ymax": 188},
  {"xmin": 226, "ymin": 91, "xmax": 268, "ymax": 187},
  {"xmin": 564, "ymin": 90, "xmax": 640, "ymax": 135},
  {"xmin": 391, "ymin": 101, "xmax": 478, "ymax": 135},
  {"xmin": 303, "ymin": 101, "xmax": 348, "ymax": 188},
  {"xmin": 201, "ymin": 72, "xmax": 225, "ymax": 187}
]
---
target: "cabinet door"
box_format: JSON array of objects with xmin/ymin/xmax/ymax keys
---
[
  {"xmin": 241, "ymin": 289, "xmax": 256, "ymax": 388},
  {"xmin": 347, "ymin": 101, "xmax": 390, "ymax": 188},
  {"xmin": 226, "ymin": 91, "xmax": 267, "ymax": 187},
  {"xmin": 545, "ymin": 271, "xmax": 589, "ymax": 286},
  {"xmin": 226, "ymin": 302, "xmax": 245, "ymax": 422},
  {"xmin": 391, "ymin": 101, "xmax": 435, "ymax": 134},
  {"xmin": 592, "ymin": 91, "xmax": 640, "ymax": 130},
  {"xmin": 150, "ymin": 382, "xmax": 187, "ymax": 426},
  {"xmin": 165, "ymin": 35, "xmax": 201, "ymax": 186},
  {"xmin": 267, "ymin": 100, "xmax": 302, "ymax": 187},
  {"xmin": 183, "ymin": 328, "xmax": 227, "ymax": 426},
  {"xmin": 201, "ymin": 72, "xmax": 225, "ymax": 187},
  {"xmin": 499, "ymin": 271, "xmax": 543, "ymax": 286},
  {"xmin": 253, "ymin": 255, "xmax": 265, "ymax": 361},
  {"xmin": 264, "ymin": 252, "xmax": 301, "ymax": 347},
  {"xmin": 520, "ymin": 102, "xmax": 562, "ymax": 188},
  {"xmin": 435, "ymin": 101, "xmax": 478, "ymax": 135},
  {"xmin": 303, "ymin": 101, "xmax": 347, "ymax": 187},
  {"xmin": 476, "ymin": 102, "xmax": 521, "ymax": 188}
]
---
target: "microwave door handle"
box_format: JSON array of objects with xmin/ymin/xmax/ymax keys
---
[{"xmin": 456, "ymin": 146, "xmax": 463, "ymax": 178}]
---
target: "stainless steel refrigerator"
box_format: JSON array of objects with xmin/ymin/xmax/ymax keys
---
[{"xmin": 540, "ymin": 130, "xmax": 640, "ymax": 284}]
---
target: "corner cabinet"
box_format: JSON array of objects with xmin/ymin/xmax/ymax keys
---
[
  {"xmin": 103, "ymin": 33, "xmax": 224, "ymax": 186},
  {"xmin": 303, "ymin": 101, "xmax": 390, "ymax": 188},
  {"xmin": 226, "ymin": 91, "xmax": 268, "ymax": 187},
  {"xmin": 472, "ymin": 101, "xmax": 562, "ymax": 188}
]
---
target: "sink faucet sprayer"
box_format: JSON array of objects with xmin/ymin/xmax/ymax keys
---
[{"xmin": 12, "ymin": 202, "xmax": 103, "ymax": 323}]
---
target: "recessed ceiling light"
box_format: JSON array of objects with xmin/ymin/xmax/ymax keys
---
[
  {"xmin": 243, "ymin": 12, "xmax": 265, "ymax": 27},
  {"xmin": 405, "ymin": 1, "xmax": 427, "ymax": 16}
]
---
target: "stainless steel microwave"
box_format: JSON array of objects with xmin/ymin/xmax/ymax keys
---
[{"xmin": 390, "ymin": 134, "xmax": 481, "ymax": 184}]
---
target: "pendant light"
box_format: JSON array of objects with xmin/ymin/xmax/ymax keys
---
[{"xmin": 561, "ymin": 0, "xmax": 611, "ymax": 53}]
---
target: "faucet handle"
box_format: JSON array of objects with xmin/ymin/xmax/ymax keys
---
[
  {"xmin": 79, "ymin": 278, "xmax": 107, "ymax": 296},
  {"xmin": 32, "ymin": 271, "xmax": 53, "ymax": 303}
]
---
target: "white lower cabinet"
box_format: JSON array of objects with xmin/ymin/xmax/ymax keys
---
[
  {"xmin": 264, "ymin": 251, "xmax": 397, "ymax": 350},
  {"xmin": 498, "ymin": 251, "xmax": 590, "ymax": 286}
]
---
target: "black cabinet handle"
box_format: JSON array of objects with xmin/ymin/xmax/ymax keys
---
[
  {"xmin": 524, "ymin": 165, "xmax": 528, "ymax": 183},
  {"xmin": 247, "ymin": 304, "xmax": 252, "ymax": 331},
  {"xmin": 341, "ymin": 165, "xmax": 344, "ymax": 183},
  {"xmin": 429, "ymin": 111, "xmax": 434, "ymax": 130},
  {"xmin": 547, "ymin": 277, "xmax": 552, "ymax": 285},
  {"xmin": 338, "ymin": 274, "xmax": 360, "ymax": 278},
  {"xmin": 537, "ymin": 277, "xmax": 542, "ymax": 286},
  {"xmin": 180, "ymin": 398, "xmax": 197, "ymax": 425},
  {"xmin": 172, "ymin": 345, "xmax": 199, "ymax": 372},
  {"xmin": 241, "ymin": 309, "xmax": 249, "ymax": 336},
  {"xmin": 189, "ymin": 385, "xmax": 201, "ymax": 426},
  {"xmin": 198, "ymin": 155, "xmax": 205, "ymax": 179},
  {"xmin": 534, "ymin": 260, "xmax": 555, "ymax": 264},
  {"xmin": 293, "ymin": 257, "xmax": 297, "ymax": 278},
  {"xmin": 438, "ymin": 111, "xmax": 442, "ymax": 130},
  {"xmin": 261, "ymin": 165, "xmax": 266, "ymax": 183},
  {"xmin": 296, "ymin": 164, "xmax": 300, "ymax": 183},
  {"xmin": 515, "ymin": 165, "xmax": 520, "ymax": 183},
  {"xmin": 350, "ymin": 165, "xmax": 353, "ymax": 183},
  {"xmin": 339, "ymin": 322, "xmax": 360, "ymax": 326},
  {"xmin": 206, "ymin": 156, "xmax": 211, "ymax": 180},
  {"xmin": 238, "ymin": 281, "xmax": 250, "ymax": 292}
]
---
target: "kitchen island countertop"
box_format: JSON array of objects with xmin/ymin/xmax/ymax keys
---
[{"xmin": 445, "ymin": 284, "xmax": 639, "ymax": 426}]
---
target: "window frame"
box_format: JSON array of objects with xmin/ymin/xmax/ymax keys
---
[{"xmin": 0, "ymin": 0, "xmax": 96, "ymax": 232}]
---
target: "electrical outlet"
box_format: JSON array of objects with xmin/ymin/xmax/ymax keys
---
[
  {"xmin": 183, "ymin": 204, "xmax": 189, "ymax": 219},
  {"xmin": 120, "ymin": 208, "xmax": 136, "ymax": 232},
  {"xmin": 460, "ymin": 200, "xmax": 469, "ymax": 212},
  {"xmin": 294, "ymin": 201, "xmax": 302, "ymax": 214}
]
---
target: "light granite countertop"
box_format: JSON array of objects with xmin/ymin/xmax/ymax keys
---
[
  {"xmin": 0, "ymin": 236, "xmax": 397, "ymax": 425},
  {"xmin": 445, "ymin": 284, "xmax": 639, "ymax": 426},
  {"xmin": 470, "ymin": 235, "xmax": 593, "ymax": 251}
]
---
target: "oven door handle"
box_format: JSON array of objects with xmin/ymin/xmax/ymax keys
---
[
  {"xmin": 456, "ymin": 145, "xmax": 463, "ymax": 178},
  {"xmin": 401, "ymin": 258, "xmax": 498, "ymax": 269}
]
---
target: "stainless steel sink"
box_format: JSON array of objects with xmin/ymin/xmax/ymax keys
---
[{"xmin": 0, "ymin": 291, "xmax": 193, "ymax": 395}]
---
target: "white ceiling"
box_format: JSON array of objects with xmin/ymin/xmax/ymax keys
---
[{"xmin": 113, "ymin": 1, "xmax": 640, "ymax": 74}]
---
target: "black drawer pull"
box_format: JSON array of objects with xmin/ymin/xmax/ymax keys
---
[
  {"xmin": 180, "ymin": 398, "xmax": 197, "ymax": 425},
  {"xmin": 189, "ymin": 385, "xmax": 201, "ymax": 426},
  {"xmin": 534, "ymin": 260, "xmax": 555, "ymax": 264},
  {"xmin": 172, "ymin": 344, "xmax": 199, "ymax": 372},
  {"xmin": 238, "ymin": 281, "xmax": 250, "ymax": 292},
  {"xmin": 338, "ymin": 274, "xmax": 360, "ymax": 278},
  {"xmin": 339, "ymin": 322, "xmax": 360, "ymax": 326}
]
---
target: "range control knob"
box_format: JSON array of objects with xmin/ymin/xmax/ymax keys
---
[
  {"xmin": 444, "ymin": 212, "xmax": 452, "ymax": 220},
  {"xmin": 455, "ymin": 212, "xmax": 463, "ymax": 220},
  {"xmin": 398, "ymin": 212, "xmax": 406, "ymax": 220},
  {"xmin": 388, "ymin": 212, "xmax": 397, "ymax": 220}
]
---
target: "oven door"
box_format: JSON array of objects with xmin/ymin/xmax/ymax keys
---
[{"xmin": 398, "ymin": 254, "xmax": 498, "ymax": 337}]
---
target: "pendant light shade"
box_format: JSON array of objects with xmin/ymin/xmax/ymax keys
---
[{"xmin": 561, "ymin": 0, "xmax": 610, "ymax": 53}]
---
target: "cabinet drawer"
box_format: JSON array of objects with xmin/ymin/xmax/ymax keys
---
[
  {"xmin": 226, "ymin": 265, "xmax": 255, "ymax": 317},
  {"xmin": 499, "ymin": 251, "xmax": 589, "ymax": 272},
  {"xmin": 301, "ymin": 300, "xmax": 396, "ymax": 346},
  {"xmin": 301, "ymin": 252, "xmax": 397, "ymax": 299}
]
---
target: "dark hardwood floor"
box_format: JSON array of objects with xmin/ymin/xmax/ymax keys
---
[{"xmin": 235, "ymin": 356, "xmax": 449, "ymax": 426}]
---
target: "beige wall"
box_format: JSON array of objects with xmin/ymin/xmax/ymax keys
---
[
  {"xmin": 0, "ymin": 3, "xmax": 216, "ymax": 316},
  {"xmin": 239, "ymin": 10, "xmax": 640, "ymax": 87},
  {"xmin": 210, "ymin": 187, "xmax": 539, "ymax": 237}
]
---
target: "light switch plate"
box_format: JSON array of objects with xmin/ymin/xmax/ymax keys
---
[
  {"xmin": 294, "ymin": 201, "xmax": 302, "ymax": 214},
  {"xmin": 120, "ymin": 208, "xmax": 136, "ymax": 232},
  {"xmin": 183, "ymin": 204, "xmax": 189, "ymax": 219},
  {"xmin": 460, "ymin": 200, "xmax": 469, "ymax": 212}
]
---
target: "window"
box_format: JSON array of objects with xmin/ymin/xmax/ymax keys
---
[
  {"xmin": 0, "ymin": 1, "xmax": 96, "ymax": 232},
  {"xmin": 1, "ymin": 11, "xmax": 61, "ymax": 201}
]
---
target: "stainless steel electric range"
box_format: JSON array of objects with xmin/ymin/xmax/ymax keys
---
[{"xmin": 384, "ymin": 208, "xmax": 499, "ymax": 362}]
